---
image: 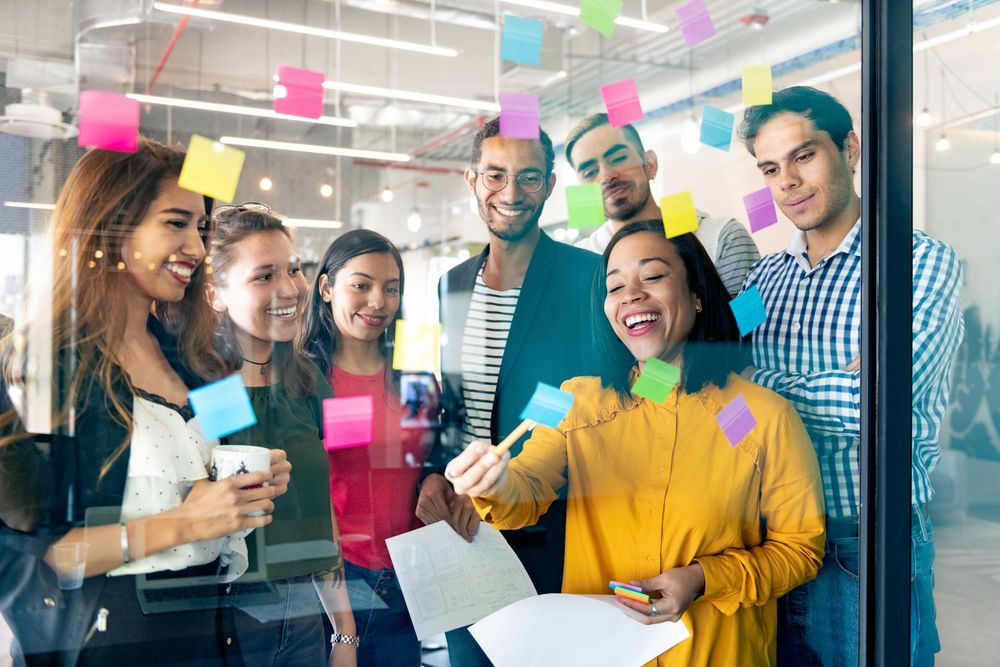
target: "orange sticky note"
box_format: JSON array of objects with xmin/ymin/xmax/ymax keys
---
[
  {"xmin": 741, "ymin": 65, "xmax": 773, "ymax": 107},
  {"xmin": 391, "ymin": 321, "xmax": 441, "ymax": 372},
  {"xmin": 613, "ymin": 587, "xmax": 651, "ymax": 603},
  {"xmin": 177, "ymin": 135, "xmax": 246, "ymax": 203},
  {"xmin": 660, "ymin": 191, "xmax": 699, "ymax": 238}
]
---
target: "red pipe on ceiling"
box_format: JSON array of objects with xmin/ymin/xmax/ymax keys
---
[{"xmin": 145, "ymin": 0, "xmax": 202, "ymax": 94}]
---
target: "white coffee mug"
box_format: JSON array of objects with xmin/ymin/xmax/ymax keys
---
[{"xmin": 210, "ymin": 445, "xmax": 271, "ymax": 527}]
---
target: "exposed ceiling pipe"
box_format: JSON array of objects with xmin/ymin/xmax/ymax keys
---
[
  {"xmin": 410, "ymin": 115, "xmax": 485, "ymax": 158},
  {"xmin": 352, "ymin": 160, "xmax": 465, "ymax": 175},
  {"xmin": 146, "ymin": 0, "xmax": 201, "ymax": 94}
]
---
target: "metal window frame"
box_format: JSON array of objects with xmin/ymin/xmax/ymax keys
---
[{"xmin": 859, "ymin": 1, "xmax": 913, "ymax": 665}]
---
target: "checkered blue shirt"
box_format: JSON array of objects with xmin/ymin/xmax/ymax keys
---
[{"xmin": 743, "ymin": 221, "xmax": 964, "ymax": 518}]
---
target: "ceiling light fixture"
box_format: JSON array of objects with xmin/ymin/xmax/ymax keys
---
[
  {"xmin": 126, "ymin": 93, "xmax": 357, "ymax": 128},
  {"xmin": 990, "ymin": 148, "xmax": 1000, "ymax": 165},
  {"xmin": 152, "ymin": 2, "xmax": 458, "ymax": 57},
  {"xmin": 320, "ymin": 184, "xmax": 334, "ymax": 198},
  {"xmin": 283, "ymin": 218, "xmax": 343, "ymax": 230},
  {"xmin": 916, "ymin": 107, "xmax": 933, "ymax": 127},
  {"xmin": 407, "ymin": 208, "xmax": 422, "ymax": 232},
  {"xmin": 500, "ymin": 0, "xmax": 669, "ymax": 33},
  {"xmin": 934, "ymin": 134, "xmax": 950, "ymax": 152},
  {"xmin": 259, "ymin": 176, "xmax": 273, "ymax": 191},
  {"xmin": 381, "ymin": 187, "xmax": 395, "ymax": 203},
  {"xmin": 220, "ymin": 136, "xmax": 411, "ymax": 162},
  {"xmin": 322, "ymin": 81, "xmax": 499, "ymax": 112},
  {"xmin": 3, "ymin": 201, "xmax": 56, "ymax": 210}
]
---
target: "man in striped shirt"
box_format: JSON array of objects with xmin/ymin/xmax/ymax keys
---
[
  {"xmin": 564, "ymin": 113, "xmax": 760, "ymax": 296},
  {"xmin": 416, "ymin": 117, "xmax": 603, "ymax": 666},
  {"xmin": 739, "ymin": 86, "xmax": 963, "ymax": 666}
]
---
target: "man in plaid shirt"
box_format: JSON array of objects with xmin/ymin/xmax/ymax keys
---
[{"xmin": 738, "ymin": 86, "xmax": 963, "ymax": 666}]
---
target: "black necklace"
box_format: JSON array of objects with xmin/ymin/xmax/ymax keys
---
[{"xmin": 243, "ymin": 355, "xmax": 272, "ymax": 376}]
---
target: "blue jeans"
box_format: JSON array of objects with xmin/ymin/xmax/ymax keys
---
[
  {"xmin": 232, "ymin": 574, "xmax": 327, "ymax": 667},
  {"xmin": 344, "ymin": 560, "xmax": 421, "ymax": 667},
  {"xmin": 777, "ymin": 507, "xmax": 939, "ymax": 666}
]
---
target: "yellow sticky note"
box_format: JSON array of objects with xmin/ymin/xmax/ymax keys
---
[
  {"xmin": 392, "ymin": 320, "xmax": 441, "ymax": 372},
  {"xmin": 660, "ymin": 192, "xmax": 699, "ymax": 238},
  {"xmin": 178, "ymin": 135, "xmax": 246, "ymax": 203},
  {"xmin": 741, "ymin": 65, "xmax": 773, "ymax": 107}
]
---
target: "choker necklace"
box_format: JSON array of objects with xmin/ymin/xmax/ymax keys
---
[{"xmin": 243, "ymin": 355, "xmax": 272, "ymax": 376}]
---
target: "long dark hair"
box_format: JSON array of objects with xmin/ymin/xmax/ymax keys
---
[
  {"xmin": 209, "ymin": 206, "xmax": 314, "ymax": 399},
  {"xmin": 299, "ymin": 229, "xmax": 404, "ymax": 387},
  {"xmin": 593, "ymin": 219, "xmax": 744, "ymax": 398}
]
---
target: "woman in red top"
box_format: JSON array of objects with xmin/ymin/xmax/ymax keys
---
[{"xmin": 300, "ymin": 229, "xmax": 437, "ymax": 667}]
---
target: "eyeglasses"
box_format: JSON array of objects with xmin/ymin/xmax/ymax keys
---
[
  {"xmin": 212, "ymin": 202, "xmax": 272, "ymax": 219},
  {"xmin": 474, "ymin": 169, "xmax": 548, "ymax": 193}
]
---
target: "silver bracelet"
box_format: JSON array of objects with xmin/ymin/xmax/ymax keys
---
[
  {"xmin": 330, "ymin": 632, "xmax": 360, "ymax": 647},
  {"xmin": 120, "ymin": 521, "xmax": 131, "ymax": 564}
]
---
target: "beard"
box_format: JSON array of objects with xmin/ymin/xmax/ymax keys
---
[
  {"xmin": 605, "ymin": 180, "xmax": 653, "ymax": 223},
  {"xmin": 479, "ymin": 199, "xmax": 543, "ymax": 242}
]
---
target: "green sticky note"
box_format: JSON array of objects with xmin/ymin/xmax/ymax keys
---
[
  {"xmin": 660, "ymin": 191, "xmax": 699, "ymax": 238},
  {"xmin": 178, "ymin": 135, "xmax": 246, "ymax": 203},
  {"xmin": 580, "ymin": 0, "xmax": 622, "ymax": 38},
  {"xmin": 565, "ymin": 184, "xmax": 605, "ymax": 228},
  {"xmin": 631, "ymin": 357, "xmax": 680, "ymax": 402}
]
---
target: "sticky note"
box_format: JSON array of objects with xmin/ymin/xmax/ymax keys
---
[
  {"xmin": 392, "ymin": 321, "xmax": 441, "ymax": 372},
  {"xmin": 520, "ymin": 382, "xmax": 574, "ymax": 429},
  {"xmin": 613, "ymin": 587, "xmax": 651, "ymax": 603},
  {"xmin": 499, "ymin": 92, "xmax": 540, "ymax": 140},
  {"xmin": 77, "ymin": 91, "xmax": 140, "ymax": 153},
  {"xmin": 716, "ymin": 394, "xmax": 758, "ymax": 446},
  {"xmin": 323, "ymin": 396, "xmax": 374, "ymax": 450},
  {"xmin": 743, "ymin": 187, "xmax": 779, "ymax": 233},
  {"xmin": 675, "ymin": 0, "xmax": 716, "ymax": 47},
  {"xmin": 273, "ymin": 64, "xmax": 325, "ymax": 118},
  {"xmin": 501, "ymin": 14, "xmax": 544, "ymax": 66},
  {"xmin": 730, "ymin": 286, "xmax": 767, "ymax": 337},
  {"xmin": 630, "ymin": 357, "xmax": 680, "ymax": 403},
  {"xmin": 178, "ymin": 135, "xmax": 246, "ymax": 204},
  {"xmin": 579, "ymin": 0, "xmax": 622, "ymax": 38},
  {"xmin": 700, "ymin": 104, "xmax": 734, "ymax": 151},
  {"xmin": 660, "ymin": 191, "xmax": 699, "ymax": 238},
  {"xmin": 189, "ymin": 375, "xmax": 257, "ymax": 441},
  {"xmin": 609, "ymin": 581, "xmax": 643, "ymax": 593},
  {"xmin": 600, "ymin": 79, "xmax": 643, "ymax": 128},
  {"xmin": 565, "ymin": 184, "xmax": 605, "ymax": 228},
  {"xmin": 742, "ymin": 65, "xmax": 773, "ymax": 107}
]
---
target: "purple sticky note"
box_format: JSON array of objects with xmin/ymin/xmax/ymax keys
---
[
  {"xmin": 323, "ymin": 395, "xmax": 374, "ymax": 450},
  {"xmin": 743, "ymin": 187, "xmax": 779, "ymax": 233},
  {"xmin": 600, "ymin": 79, "xmax": 643, "ymax": 128},
  {"xmin": 499, "ymin": 92, "xmax": 540, "ymax": 140},
  {"xmin": 716, "ymin": 395, "xmax": 757, "ymax": 446},
  {"xmin": 77, "ymin": 91, "xmax": 140, "ymax": 153},
  {"xmin": 675, "ymin": 0, "xmax": 717, "ymax": 48},
  {"xmin": 273, "ymin": 65, "xmax": 326, "ymax": 119}
]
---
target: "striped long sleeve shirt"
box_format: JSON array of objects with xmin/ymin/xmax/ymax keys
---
[{"xmin": 743, "ymin": 220, "xmax": 964, "ymax": 518}]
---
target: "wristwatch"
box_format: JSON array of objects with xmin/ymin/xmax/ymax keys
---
[{"xmin": 331, "ymin": 633, "xmax": 361, "ymax": 647}]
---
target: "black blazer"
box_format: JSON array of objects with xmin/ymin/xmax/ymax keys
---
[{"xmin": 434, "ymin": 231, "xmax": 603, "ymax": 593}]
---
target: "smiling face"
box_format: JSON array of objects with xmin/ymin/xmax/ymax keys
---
[
  {"xmin": 604, "ymin": 231, "xmax": 701, "ymax": 366},
  {"xmin": 320, "ymin": 251, "xmax": 401, "ymax": 345},
  {"xmin": 120, "ymin": 179, "xmax": 208, "ymax": 303},
  {"xmin": 752, "ymin": 111, "xmax": 859, "ymax": 233},
  {"xmin": 210, "ymin": 230, "xmax": 307, "ymax": 347},
  {"xmin": 569, "ymin": 124, "xmax": 658, "ymax": 223},
  {"xmin": 465, "ymin": 135, "xmax": 554, "ymax": 242}
]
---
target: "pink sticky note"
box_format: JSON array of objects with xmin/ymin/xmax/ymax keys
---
[
  {"xmin": 273, "ymin": 65, "xmax": 326, "ymax": 119},
  {"xmin": 499, "ymin": 92, "xmax": 540, "ymax": 140},
  {"xmin": 716, "ymin": 395, "xmax": 757, "ymax": 446},
  {"xmin": 675, "ymin": 0, "xmax": 717, "ymax": 48},
  {"xmin": 600, "ymin": 79, "xmax": 643, "ymax": 128},
  {"xmin": 743, "ymin": 187, "xmax": 779, "ymax": 233},
  {"xmin": 323, "ymin": 395, "xmax": 374, "ymax": 450},
  {"xmin": 77, "ymin": 91, "xmax": 140, "ymax": 153}
]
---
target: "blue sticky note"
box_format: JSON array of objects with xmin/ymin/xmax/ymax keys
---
[
  {"xmin": 501, "ymin": 14, "xmax": 544, "ymax": 66},
  {"xmin": 189, "ymin": 375, "xmax": 257, "ymax": 440},
  {"xmin": 700, "ymin": 104, "xmax": 734, "ymax": 151},
  {"xmin": 520, "ymin": 382, "xmax": 574, "ymax": 428},
  {"xmin": 730, "ymin": 286, "xmax": 767, "ymax": 337}
]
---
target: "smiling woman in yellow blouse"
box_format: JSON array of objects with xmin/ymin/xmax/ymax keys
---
[{"xmin": 446, "ymin": 219, "xmax": 825, "ymax": 666}]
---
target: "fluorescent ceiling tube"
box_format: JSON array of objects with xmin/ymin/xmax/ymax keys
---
[
  {"xmin": 283, "ymin": 218, "xmax": 343, "ymax": 230},
  {"xmin": 127, "ymin": 94, "xmax": 358, "ymax": 128},
  {"xmin": 3, "ymin": 201, "xmax": 56, "ymax": 210},
  {"xmin": 152, "ymin": 2, "xmax": 458, "ymax": 57},
  {"xmin": 322, "ymin": 81, "xmax": 500, "ymax": 112},
  {"xmin": 501, "ymin": 0, "xmax": 669, "ymax": 33},
  {"xmin": 219, "ymin": 136, "xmax": 411, "ymax": 162}
]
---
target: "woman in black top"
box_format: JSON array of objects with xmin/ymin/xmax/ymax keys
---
[{"xmin": 0, "ymin": 139, "xmax": 289, "ymax": 666}]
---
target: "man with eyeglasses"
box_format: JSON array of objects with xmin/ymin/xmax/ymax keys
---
[
  {"xmin": 416, "ymin": 117, "xmax": 603, "ymax": 666},
  {"xmin": 565, "ymin": 113, "xmax": 760, "ymax": 297}
]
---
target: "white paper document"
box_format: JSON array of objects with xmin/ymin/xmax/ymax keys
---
[
  {"xmin": 469, "ymin": 594, "xmax": 691, "ymax": 667},
  {"xmin": 385, "ymin": 521, "xmax": 537, "ymax": 640}
]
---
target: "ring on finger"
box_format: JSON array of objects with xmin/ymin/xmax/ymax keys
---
[{"xmin": 649, "ymin": 604, "xmax": 659, "ymax": 618}]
